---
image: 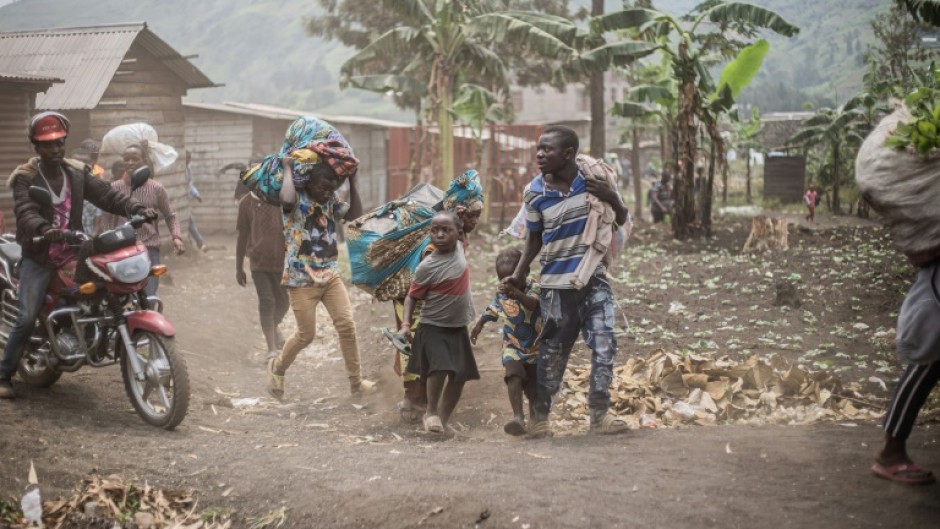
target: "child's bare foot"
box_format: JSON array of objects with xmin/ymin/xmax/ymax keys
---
[
  {"xmin": 504, "ymin": 416, "xmax": 527, "ymax": 436},
  {"xmin": 423, "ymin": 414, "xmax": 444, "ymax": 434}
]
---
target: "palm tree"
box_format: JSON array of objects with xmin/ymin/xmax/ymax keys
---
[
  {"xmin": 340, "ymin": 0, "xmax": 580, "ymax": 190},
  {"xmin": 592, "ymin": 2, "xmax": 799, "ymax": 239},
  {"xmin": 898, "ymin": 0, "xmax": 940, "ymax": 25},
  {"xmin": 787, "ymin": 104, "xmax": 866, "ymax": 214}
]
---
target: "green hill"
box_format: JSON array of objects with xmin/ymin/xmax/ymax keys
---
[{"xmin": 0, "ymin": 0, "xmax": 900, "ymax": 118}]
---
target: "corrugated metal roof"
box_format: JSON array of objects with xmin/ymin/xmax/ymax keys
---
[
  {"xmin": 220, "ymin": 101, "xmax": 411, "ymax": 128},
  {"xmin": 0, "ymin": 70, "xmax": 63, "ymax": 85},
  {"xmin": 0, "ymin": 22, "xmax": 215, "ymax": 110}
]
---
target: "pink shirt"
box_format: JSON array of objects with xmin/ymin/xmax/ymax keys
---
[{"xmin": 47, "ymin": 177, "xmax": 78, "ymax": 268}]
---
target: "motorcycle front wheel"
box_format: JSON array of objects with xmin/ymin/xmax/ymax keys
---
[
  {"xmin": 120, "ymin": 331, "xmax": 190, "ymax": 430},
  {"xmin": 17, "ymin": 346, "xmax": 62, "ymax": 387}
]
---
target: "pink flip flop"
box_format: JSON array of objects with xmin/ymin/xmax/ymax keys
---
[{"xmin": 871, "ymin": 461, "xmax": 937, "ymax": 485}]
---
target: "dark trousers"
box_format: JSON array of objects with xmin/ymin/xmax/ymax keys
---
[
  {"xmin": 883, "ymin": 361, "xmax": 940, "ymax": 441},
  {"xmin": 252, "ymin": 271, "xmax": 289, "ymax": 333},
  {"xmin": 534, "ymin": 272, "xmax": 619, "ymax": 420}
]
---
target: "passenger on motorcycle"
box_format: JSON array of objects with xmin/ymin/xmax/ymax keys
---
[{"xmin": 0, "ymin": 112, "xmax": 156, "ymax": 399}]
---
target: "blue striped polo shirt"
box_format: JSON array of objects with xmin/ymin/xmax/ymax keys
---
[{"xmin": 523, "ymin": 172, "xmax": 593, "ymax": 289}]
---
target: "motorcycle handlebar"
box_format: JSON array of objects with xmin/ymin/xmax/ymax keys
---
[
  {"xmin": 31, "ymin": 230, "xmax": 89, "ymax": 245},
  {"xmin": 31, "ymin": 214, "xmax": 151, "ymax": 244}
]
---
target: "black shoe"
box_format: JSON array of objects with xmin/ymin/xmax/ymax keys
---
[{"xmin": 0, "ymin": 378, "xmax": 15, "ymax": 399}]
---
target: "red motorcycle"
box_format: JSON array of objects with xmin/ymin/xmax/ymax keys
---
[{"xmin": 0, "ymin": 169, "xmax": 189, "ymax": 429}]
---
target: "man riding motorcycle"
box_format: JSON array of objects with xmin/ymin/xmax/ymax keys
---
[{"xmin": 0, "ymin": 112, "xmax": 156, "ymax": 399}]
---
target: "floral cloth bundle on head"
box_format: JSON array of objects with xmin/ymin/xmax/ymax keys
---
[
  {"xmin": 240, "ymin": 116, "xmax": 359, "ymax": 205},
  {"xmin": 442, "ymin": 169, "xmax": 484, "ymax": 214}
]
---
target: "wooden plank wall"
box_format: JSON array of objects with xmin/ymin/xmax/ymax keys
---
[
  {"xmin": 184, "ymin": 108, "xmax": 254, "ymax": 233},
  {"xmin": 92, "ymin": 41, "xmax": 189, "ymax": 245},
  {"xmin": 342, "ymin": 124, "xmax": 387, "ymax": 211},
  {"xmin": 0, "ymin": 85, "xmax": 35, "ymax": 232},
  {"xmin": 763, "ymin": 155, "xmax": 806, "ymax": 203}
]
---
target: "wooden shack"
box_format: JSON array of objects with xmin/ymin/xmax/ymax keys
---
[
  {"xmin": 183, "ymin": 100, "xmax": 402, "ymax": 232},
  {"xmin": 0, "ymin": 23, "xmax": 216, "ymax": 237},
  {"xmin": 763, "ymin": 154, "xmax": 806, "ymax": 203},
  {"xmin": 0, "ymin": 72, "xmax": 61, "ymax": 226}
]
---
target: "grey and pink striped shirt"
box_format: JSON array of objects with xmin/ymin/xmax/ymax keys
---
[{"xmin": 99, "ymin": 177, "xmax": 181, "ymax": 249}]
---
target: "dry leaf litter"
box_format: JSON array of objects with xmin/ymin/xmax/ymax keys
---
[
  {"xmin": 556, "ymin": 350, "xmax": 884, "ymax": 431},
  {"xmin": 36, "ymin": 473, "xmax": 232, "ymax": 529}
]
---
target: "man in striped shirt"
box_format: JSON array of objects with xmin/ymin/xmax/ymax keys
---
[
  {"xmin": 505, "ymin": 125, "xmax": 629, "ymax": 437},
  {"xmin": 100, "ymin": 143, "xmax": 185, "ymax": 296}
]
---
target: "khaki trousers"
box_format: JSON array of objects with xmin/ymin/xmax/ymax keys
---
[{"xmin": 278, "ymin": 276, "xmax": 361, "ymax": 384}]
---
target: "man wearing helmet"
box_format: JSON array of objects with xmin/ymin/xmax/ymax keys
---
[{"xmin": 0, "ymin": 112, "xmax": 156, "ymax": 399}]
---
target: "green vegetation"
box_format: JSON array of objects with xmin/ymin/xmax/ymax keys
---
[
  {"xmin": 0, "ymin": 0, "xmax": 912, "ymax": 119},
  {"xmin": 886, "ymin": 68, "xmax": 940, "ymax": 154}
]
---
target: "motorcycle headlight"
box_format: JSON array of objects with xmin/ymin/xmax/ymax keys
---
[{"xmin": 106, "ymin": 252, "xmax": 151, "ymax": 283}]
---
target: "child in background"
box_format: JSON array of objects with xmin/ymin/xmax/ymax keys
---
[
  {"xmin": 471, "ymin": 248, "xmax": 541, "ymax": 436},
  {"xmin": 804, "ymin": 185, "xmax": 817, "ymax": 222},
  {"xmin": 400, "ymin": 211, "xmax": 479, "ymax": 434}
]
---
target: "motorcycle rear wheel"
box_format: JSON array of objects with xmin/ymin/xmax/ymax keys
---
[
  {"xmin": 120, "ymin": 331, "xmax": 190, "ymax": 430},
  {"xmin": 17, "ymin": 347, "xmax": 62, "ymax": 388}
]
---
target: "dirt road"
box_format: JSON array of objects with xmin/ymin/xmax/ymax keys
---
[{"xmin": 1, "ymin": 219, "xmax": 939, "ymax": 528}]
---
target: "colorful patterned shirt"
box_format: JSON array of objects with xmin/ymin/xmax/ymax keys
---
[
  {"xmin": 524, "ymin": 172, "xmax": 593, "ymax": 289},
  {"xmin": 282, "ymin": 191, "xmax": 349, "ymax": 288},
  {"xmin": 481, "ymin": 281, "xmax": 542, "ymax": 365}
]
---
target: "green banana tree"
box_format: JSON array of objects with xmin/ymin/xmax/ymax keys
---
[
  {"xmin": 340, "ymin": 0, "xmax": 581, "ymax": 190},
  {"xmin": 592, "ymin": 2, "xmax": 799, "ymax": 239},
  {"xmin": 787, "ymin": 104, "xmax": 866, "ymax": 214},
  {"xmin": 451, "ymin": 83, "xmax": 511, "ymax": 222}
]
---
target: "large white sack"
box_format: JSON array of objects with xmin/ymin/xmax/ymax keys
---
[
  {"xmin": 856, "ymin": 107, "xmax": 940, "ymax": 264},
  {"xmin": 100, "ymin": 123, "xmax": 178, "ymax": 172}
]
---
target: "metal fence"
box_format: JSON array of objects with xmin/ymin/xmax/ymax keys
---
[{"xmin": 387, "ymin": 123, "xmax": 544, "ymax": 225}]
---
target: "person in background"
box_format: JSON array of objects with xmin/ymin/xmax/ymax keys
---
[
  {"xmin": 99, "ymin": 142, "xmax": 185, "ymax": 296},
  {"xmin": 649, "ymin": 169, "xmax": 672, "ymax": 224},
  {"xmin": 804, "ymin": 184, "xmax": 818, "ymax": 223},
  {"xmin": 73, "ymin": 139, "xmax": 106, "ymax": 236},
  {"xmin": 184, "ymin": 150, "xmax": 207, "ymax": 252},
  {"xmin": 236, "ymin": 187, "xmax": 289, "ymax": 361},
  {"xmin": 110, "ymin": 160, "xmax": 125, "ymax": 182}
]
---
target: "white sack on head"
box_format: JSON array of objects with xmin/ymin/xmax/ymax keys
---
[
  {"xmin": 100, "ymin": 123, "xmax": 178, "ymax": 172},
  {"xmin": 856, "ymin": 106, "xmax": 940, "ymax": 264}
]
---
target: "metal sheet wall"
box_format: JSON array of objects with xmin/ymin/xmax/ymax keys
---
[
  {"xmin": 763, "ymin": 155, "xmax": 806, "ymax": 203},
  {"xmin": 0, "ymin": 84, "xmax": 35, "ymax": 232}
]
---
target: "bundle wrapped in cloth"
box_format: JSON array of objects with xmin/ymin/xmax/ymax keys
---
[
  {"xmin": 347, "ymin": 170, "xmax": 484, "ymax": 300},
  {"xmin": 856, "ymin": 107, "xmax": 940, "ymax": 266},
  {"xmin": 241, "ymin": 116, "xmax": 358, "ymax": 205}
]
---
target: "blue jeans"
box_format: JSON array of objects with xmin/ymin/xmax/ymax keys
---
[
  {"xmin": 188, "ymin": 211, "xmax": 204, "ymax": 249},
  {"xmin": 146, "ymin": 247, "xmax": 160, "ymax": 297},
  {"xmin": 0, "ymin": 257, "xmax": 53, "ymax": 379},
  {"xmin": 535, "ymin": 271, "xmax": 619, "ymax": 420}
]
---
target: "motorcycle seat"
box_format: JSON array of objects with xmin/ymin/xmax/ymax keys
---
[{"xmin": 0, "ymin": 243, "xmax": 21, "ymax": 266}]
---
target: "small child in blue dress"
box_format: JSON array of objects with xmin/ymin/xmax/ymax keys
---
[{"xmin": 471, "ymin": 248, "xmax": 542, "ymax": 436}]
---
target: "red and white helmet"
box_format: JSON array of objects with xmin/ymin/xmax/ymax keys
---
[{"xmin": 29, "ymin": 111, "xmax": 70, "ymax": 142}]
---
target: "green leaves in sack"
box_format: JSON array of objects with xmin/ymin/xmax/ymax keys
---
[{"xmin": 886, "ymin": 64, "xmax": 940, "ymax": 155}]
